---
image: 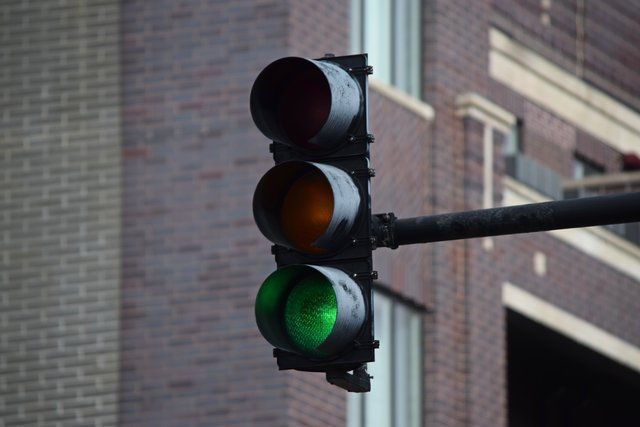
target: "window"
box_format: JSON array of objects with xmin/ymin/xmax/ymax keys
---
[
  {"xmin": 351, "ymin": 0, "xmax": 422, "ymax": 98},
  {"xmin": 502, "ymin": 120, "xmax": 522, "ymax": 156},
  {"xmin": 573, "ymin": 154, "xmax": 604, "ymax": 179},
  {"xmin": 347, "ymin": 289, "xmax": 423, "ymax": 427}
]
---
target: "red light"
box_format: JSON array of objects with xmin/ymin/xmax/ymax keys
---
[
  {"xmin": 250, "ymin": 57, "xmax": 361, "ymax": 152},
  {"xmin": 278, "ymin": 72, "xmax": 331, "ymax": 150}
]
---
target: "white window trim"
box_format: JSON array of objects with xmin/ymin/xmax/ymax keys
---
[
  {"xmin": 455, "ymin": 92, "xmax": 517, "ymax": 249},
  {"xmin": 489, "ymin": 27, "xmax": 640, "ymax": 154},
  {"xmin": 503, "ymin": 282, "xmax": 640, "ymax": 374},
  {"xmin": 370, "ymin": 78, "xmax": 434, "ymax": 121},
  {"xmin": 347, "ymin": 289, "xmax": 423, "ymax": 427}
]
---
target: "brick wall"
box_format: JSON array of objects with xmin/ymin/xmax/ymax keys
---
[
  {"xmin": 490, "ymin": 81, "xmax": 626, "ymax": 176},
  {"xmin": 118, "ymin": 1, "xmax": 292, "ymax": 426},
  {"xmin": 488, "ymin": 3, "xmax": 640, "ymax": 426},
  {"xmin": 422, "ymin": 1, "xmax": 500, "ymax": 426},
  {"xmin": 4, "ymin": 1, "xmax": 639, "ymax": 426},
  {"xmin": 418, "ymin": 1, "xmax": 640, "ymax": 426},
  {"xmin": 463, "ymin": 118, "xmax": 508, "ymax": 427},
  {"xmin": 522, "ymin": 101, "xmax": 576, "ymax": 177},
  {"xmin": 113, "ymin": 0, "xmax": 640, "ymax": 425},
  {"xmin": 370, "ymin": 88, "xmax": 433, "ymax": 307},
  {"xmin": 0, "ymin": 1, "xmax": 122, "ymax": 426},
  {"xmin": 501, "ymin": 230, "xmax": 640, "ymax": 348},
  {"xmin": 493, "ymin": 0, "xmax": 640, "ymax": 111},
  {"xmin": 575, "ymin": 130, "xmax": 623, "ymax": 173}
]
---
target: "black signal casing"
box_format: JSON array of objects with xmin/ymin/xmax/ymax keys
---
[
  {"xmin": 267, "ymin": 54, "xmax": 376, "ymax": 372},
  {"xmin": 251, "ymin": 54, "xmax": 378, "ymax": 372}
]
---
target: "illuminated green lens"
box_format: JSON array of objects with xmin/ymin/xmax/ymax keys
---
[{"xmin": 284, "ymin": 276, "xmax": 337, "ymax": 356}]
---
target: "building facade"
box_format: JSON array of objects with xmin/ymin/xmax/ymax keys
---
[{"xmin": 2, "ymin": 0, "xmax": 640, "ymax": 426}]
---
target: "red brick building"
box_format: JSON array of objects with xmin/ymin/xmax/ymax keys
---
[{"xmin": 2, "ymin": 1, "xmax": 640, "ymax": 426}]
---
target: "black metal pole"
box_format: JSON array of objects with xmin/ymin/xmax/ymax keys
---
[{"xmin": 373, "ymin": 192, "xmax": 640, "ymax": 248}]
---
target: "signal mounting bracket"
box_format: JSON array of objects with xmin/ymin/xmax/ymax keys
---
[
  {"xmin": 348, "ymin": 65, "xmax": 374, "ymax": 75},
  {"xmin": 353, "ymin": 271, "xmax": 378, "ymax": 280},
  {"xmin": 326, "ymin": 364, "xmax": 372, "ymax": 393},
  {"xmin": 348, "ymin": 133, "xmax": 375, "ymax": 144}
]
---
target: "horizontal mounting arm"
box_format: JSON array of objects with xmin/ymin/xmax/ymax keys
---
[{"xmin": 373, "ymin": 191, "xmax": 640, "ymax": 248}]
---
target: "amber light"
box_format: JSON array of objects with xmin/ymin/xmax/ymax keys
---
[
  {"xmin": 253, "ymin": 161, "xmax": 361, "ymax": 255},
  {"xmin": 281, "ymin": 170, "xmax": 334, "ymax": 254}
]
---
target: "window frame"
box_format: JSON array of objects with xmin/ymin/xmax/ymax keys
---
[
  {"xmin": 351, "ymin": 0, "xmax": 422, "ymax": 99},
  {"xmin": 347, "ymin": 286, "xmax": 424, "ymax": 427}
]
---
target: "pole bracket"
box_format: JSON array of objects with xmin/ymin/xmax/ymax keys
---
[
  {"xmin": 348, "ymin": 133, "xmax": 375, "ymax": 144},
  {"xmin": 353, "ymin": 271, "xmax": 378, "ymax": 281},
  {"xmin": 348, "ymin": 65, "xmax": 374, "ymax": 75},
  {"xmin": 372, "ymin": 212, "xmax": 398, "ymax": 249},
  {"xmin": 326, "ymin": 365, "xmax": 372, "ymax": 393},
  {"xmin": 350, "ymin": 167, "xmax": 376, "ymax": 178}
]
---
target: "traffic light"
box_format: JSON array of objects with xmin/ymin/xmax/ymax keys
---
[{"xmin": 250, "ymin": 54, "xmax": 377, "ymax": 392}]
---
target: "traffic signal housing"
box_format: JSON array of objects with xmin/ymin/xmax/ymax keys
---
[{"xmin": 250, "ymin": 54, "xmax": 377, "ymax": 391}]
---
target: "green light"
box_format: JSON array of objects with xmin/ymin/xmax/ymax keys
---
[
  {"xmin": 255, "ymin": 265, "xmax": 364, "ymax": 360},
  {"xmin": 255, "ymin": 267, "xmax": 298, "ymax": 352},
  {"xmin": 284, "ymin": 276, "xmax": 337, "ymax": 356}
]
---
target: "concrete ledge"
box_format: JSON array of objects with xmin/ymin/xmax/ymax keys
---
[
  {"xmin": 563, "ymin": 171, "xmax": 640, "ymax": 190},
  {"xmin": 370, "ymin": 78, "xmax": 435, "ymax": 122},
  {"xmin": 455, "ymin": 92, "xmax": 517, "ymax": 134},
  {"xmin": 503, "ymin": 282, "xmax": 640, "ymax": 373},
  {"xmin": 490, "ymin": 27, "xmax": 640, "ymax": 154}
]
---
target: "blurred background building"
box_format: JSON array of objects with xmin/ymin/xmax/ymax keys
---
[{"xmin": 2, "ymin": 0, "xmax": 640, "ymax": 426}]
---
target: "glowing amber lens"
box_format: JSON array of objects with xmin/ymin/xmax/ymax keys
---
[{"xmin": 281, "ymin": 171, "xmax": 334, "ymax": 254}]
